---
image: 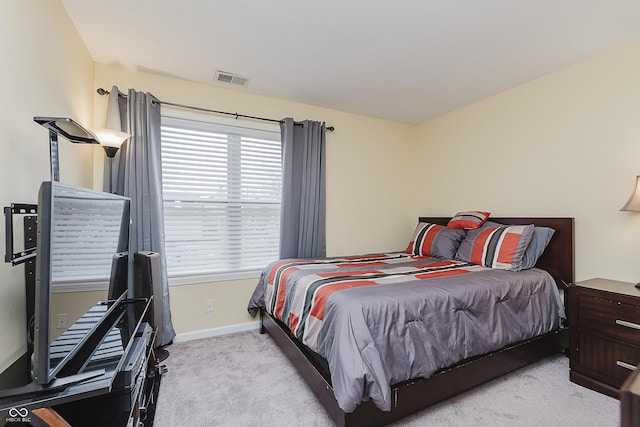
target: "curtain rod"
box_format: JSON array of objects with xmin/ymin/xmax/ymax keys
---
[{"xmin": 96, "ymin": 88, "xmax": 334, "ymax": 132}]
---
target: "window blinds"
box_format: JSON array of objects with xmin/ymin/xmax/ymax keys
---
[{"xmin": 160, "ymin": 116, "xmax": 281, "ymax": 279}]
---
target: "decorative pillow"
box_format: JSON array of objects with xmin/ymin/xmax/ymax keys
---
[
  {"xmin": 447, "ymin": 211, "xmax": 491, "ymax": 230},
  {"xmin": 455, "ymin": 224, "xmax": 535, "ymax": 271},
  {"xmin": 483, "ymin": 221, "xmax": 555, "ymax": 270},
  {"xmin": 406, "ymin": 222, "xmax": 466, "ymax": 259}
]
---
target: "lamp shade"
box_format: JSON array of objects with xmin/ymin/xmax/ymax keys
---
[
  {"xmin": 93, "ymin": 128, "xmax": 130, "ymax": 148},
  {"xmin": 621, "ymin": 175, "xmax": 640, "ymax": 212}
]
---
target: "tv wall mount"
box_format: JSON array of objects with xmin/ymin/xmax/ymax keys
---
[{"xmin": 4, "ymin": 203, "xmax": 37, "ymax": 266}]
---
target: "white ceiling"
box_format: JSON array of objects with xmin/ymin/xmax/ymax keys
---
[{"xmin": 61, "ymin": 0, "xmax": 640, "ymax": 125}]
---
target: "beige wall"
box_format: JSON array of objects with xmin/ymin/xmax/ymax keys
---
[
  {"xmin": 4, "ymin": 0, "xmax": 640, "ymax": 364},
  {"xmin": 49, "ymin": 291, "xmax": 106, "ymax": 341},
  {"xmin": 414, "ymin": 40, "xmax": 640, "ymax": 283},
  {"xmin": 0, "ymin": 1, "xmax": 95, "ymax": 371},
  {"xmin": 94, "ymin": 64, "xmax": 417, "ymax": 334}
]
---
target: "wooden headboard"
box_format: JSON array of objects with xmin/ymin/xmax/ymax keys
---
[{"xmin": 418, "ymin": 217, "xmax": 575, "ymax": 289}]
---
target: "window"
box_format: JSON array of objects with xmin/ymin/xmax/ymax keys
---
[{"xmin": 160, "ymin": 110, "xmax": 281, "ymax": 284}]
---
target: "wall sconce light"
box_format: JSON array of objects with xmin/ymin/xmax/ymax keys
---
[
  {"xmin": 621, "ymin": 176, "xmax": 640, "ymax": 212},
  {"xmin": 34, "ymin": 117, "xmax": 100, "ymax": 181}
]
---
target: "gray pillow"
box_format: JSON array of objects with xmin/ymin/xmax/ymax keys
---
[{"xmin": 521, "ymin": 226, "xmax": 555, "ymax": 269}]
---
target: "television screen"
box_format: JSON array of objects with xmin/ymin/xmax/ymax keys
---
[{"xmin": 33, "ymin": 181, "xmax": 130, "ymax": 385}]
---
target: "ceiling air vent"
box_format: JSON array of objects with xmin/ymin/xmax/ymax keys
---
[{"xmin": 215, "ymin": 70, "xmax": 250, "ymax": 87}]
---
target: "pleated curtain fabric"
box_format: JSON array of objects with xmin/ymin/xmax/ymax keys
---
[
  {"xmin": 279, "ymin": 118, "xmax": 327, "ymax": 259},
  {"xmin": 103, "ymin": 86, "xmax": 127, "ymax": 194},
  {"xmin": 105, "ymin": 86, "xmax": 176, "ymax": 347}
]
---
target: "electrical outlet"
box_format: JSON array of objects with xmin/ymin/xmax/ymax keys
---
[
  {"xmin": 56, "ymin": 313, "xmax": 68, "ymax": 329},
  {"xmin": 205, "ymin": 299, "xmax": 214, "ymax": 313}
]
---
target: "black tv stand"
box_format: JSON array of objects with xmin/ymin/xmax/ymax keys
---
[
  {"xmin": 54, "ymin": 323, "xmax": 158, "ymax": 427},
  {"xmin": 0, "ymin": 298, "xmax": 164, "ymax": 427},
  {"xmin": 0, "ymin": 370, "xmax": 105, "ymax": 400}
]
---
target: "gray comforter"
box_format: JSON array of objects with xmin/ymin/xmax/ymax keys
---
[{"xmin": 247, "ymin": 254, "xmax": 565, "ymax": 413}]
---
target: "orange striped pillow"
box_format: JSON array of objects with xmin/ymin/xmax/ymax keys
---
[
  {"xmin": 455, "ymin": 224, "xmax": 534, "ymax": 271},
  {"xmin": 406, "ymin": 222, "xmax": 466, "ymax": 259},
  {"xmin": 447, "ymin": 211, "xmax": 491, "ymax": 230}
]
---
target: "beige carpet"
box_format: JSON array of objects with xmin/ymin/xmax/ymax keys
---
[{"xmin": 154, "ymin": 330, "xmax": 619, "ymax": 426}]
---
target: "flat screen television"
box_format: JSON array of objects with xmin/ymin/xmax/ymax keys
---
[{"xmin": 33, "ymin": 181, "xmax": 130, "ymax": 385}]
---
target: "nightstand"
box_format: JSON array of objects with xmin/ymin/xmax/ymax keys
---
[{"xmin": 568, "ymin": 278, "xmax": 640, "ymax": 398}]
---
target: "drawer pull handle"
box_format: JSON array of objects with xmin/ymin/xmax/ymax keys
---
[
  {"xmin": 616, "ymin": 319, "xmax": 640, "ymax": 330},
  {"xmin": 617, "ymin": 360, "xmax": 637, "ymax": 371}
]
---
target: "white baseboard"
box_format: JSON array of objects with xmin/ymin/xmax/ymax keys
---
[{"xmin": 173, "ymin": 320, "xmax": 261, "ymax": 343}]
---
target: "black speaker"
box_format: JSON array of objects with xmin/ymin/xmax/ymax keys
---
[
  {"xmin": 107, "ymin": 252, "xmax": 129, "ymax": 301},
  {"xmin": 133, "ymin": 251, "xmax": 163, "ymax": 349}
]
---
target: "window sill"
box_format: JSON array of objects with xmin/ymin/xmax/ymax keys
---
[
  {"xmin": 168, "ymin": 269, "xmax": 262, "ymax": 286},
  {"xmin": 52, "ymin": 280, "xmax": 109, "ymax": 293},
  {"xmin": 50, "ymin": 269, "xmax": 263, "ymax": 292}
]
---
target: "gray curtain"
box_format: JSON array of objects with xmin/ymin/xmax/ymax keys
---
[
  {"xmin": 103, "ymin": 86, "xmax": 127, "ymax": 194},
  {"xmin": 105, "ymin": 86, "xmax": 176, "ymax": 347},
  {"xmin": 279, "ymin": 118, "xmax": 327, "ymax": 259}
]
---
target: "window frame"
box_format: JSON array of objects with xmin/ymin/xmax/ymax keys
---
[{"xmin": 160, "ymin": 107, "xmax": 282, "ymax": 286}]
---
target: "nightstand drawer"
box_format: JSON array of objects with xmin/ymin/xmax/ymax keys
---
[
  {"xmin": 578, "ymin": 333, "xmax": 640, "ymax": 387},
  {"xmin": 578, "ymin": 295, "xmax": 640, "ymax": 343}
]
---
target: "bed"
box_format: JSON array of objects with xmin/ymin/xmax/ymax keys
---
[{"xmin": 247, "ymin": 216, "xmax": 574, "ymax": 426}]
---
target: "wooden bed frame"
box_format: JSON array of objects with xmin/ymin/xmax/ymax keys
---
[{"xmin": 260, "ymin": 217, "xmax": 574, "ymax": 426}]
